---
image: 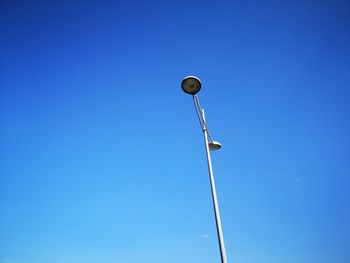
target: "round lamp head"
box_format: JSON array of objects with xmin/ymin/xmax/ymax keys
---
[
  {"xmin": 209, "ymin": 141, "xmax": 222, "ymax": 151},
  {"xmin": 181, "ymin": 76, "xmax": 201, "ymax": 95}
]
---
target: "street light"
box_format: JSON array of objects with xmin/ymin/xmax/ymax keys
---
[
  {"xmin": 181, "ymin": 75, "xmax": 201, "ymax": 95},
  {"xmin": 181, "ymin": 76, "xmax": 228, "ymax": 263}
]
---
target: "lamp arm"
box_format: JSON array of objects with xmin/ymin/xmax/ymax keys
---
[{"xmin": 193, "ymin": 95, "xmax": 214, "ymax": 142}]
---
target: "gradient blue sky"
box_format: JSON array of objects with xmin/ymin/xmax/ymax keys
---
[{"xmin": 1, "ymin": 0, "xmax": 350, "ymax": 262}]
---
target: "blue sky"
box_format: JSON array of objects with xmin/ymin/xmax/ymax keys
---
[{"xmin": 1, "ymin": 0, "xmax": 350, "ymax": 262}]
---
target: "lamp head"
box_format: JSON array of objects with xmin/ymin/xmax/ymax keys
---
[
  {"xmin": 181, "ymin": 76, "xmax": 201, "ymax": 95},
  {"xmin": 209, "ymin": 141, "xmax": 222, "ymax": 151}
]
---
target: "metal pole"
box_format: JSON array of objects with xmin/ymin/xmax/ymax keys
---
[{"xmin": 201, "ymin": 108, "xmax": 228, "ymax": 263}]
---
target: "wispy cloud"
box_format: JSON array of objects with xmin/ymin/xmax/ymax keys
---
[
  {"xmin": 201, "ymin": 234, "xmax": 210, "ymax": 239},
  {"xmin": 295, "ymin": 177, "xmax": 308, "ymax": 183}
]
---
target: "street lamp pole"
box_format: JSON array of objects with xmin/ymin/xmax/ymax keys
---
[
  {"xmin": 201, "ymin": 108, "xmax": 228, "ymax": 263},
  {"xmin": 181, "ymin": 76, "xmax": 228, "ymax": 263}
]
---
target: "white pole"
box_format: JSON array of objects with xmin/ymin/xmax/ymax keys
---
[{"xmin": 201, "ymin": 108, "xmax": 228, "ymax": 263}]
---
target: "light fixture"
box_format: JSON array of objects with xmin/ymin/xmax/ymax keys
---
[
  {"xmin": 209, "ymin": 141, "xmax": 222, "ymax": 151},
  {"xmin": 181, "ymin": 76, "xmax": 201, "ymax": 95}
]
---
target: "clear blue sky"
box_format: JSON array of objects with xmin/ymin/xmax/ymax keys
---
[{"xmin": 1, "ymin": 0, "xmax": 349, "ymax": 262}]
